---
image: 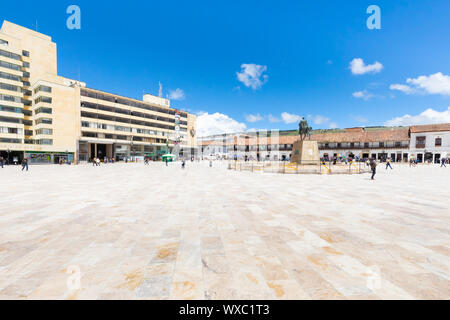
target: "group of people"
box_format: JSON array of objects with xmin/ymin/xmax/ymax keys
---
[
  {"xmin": 91, "ymin": 157, "xmax": 115, "ymax": 166},
  {"xmin": 0, "ymin": 156, "xmax": 28, "ymax": 171},
  {"xmin": 365, "ymin": 157, "xmax": 394, "ymax": 180}
]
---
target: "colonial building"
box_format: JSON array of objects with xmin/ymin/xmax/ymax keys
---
[
  {"xmin": 0, "ymin": 21, "xmax": 197, "ymax": 164},
  {"xmin": 409, "ymin": 123, "xmax": 450, "ymax": 163},
  {"xmin": 199, "ymin": 126, "xmax": 416, "ymax": 162}
]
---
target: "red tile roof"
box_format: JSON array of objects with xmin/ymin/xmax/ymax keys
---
[{"xmin": 409, "ymin": 123, "xmax": 450, "ymax": 133}]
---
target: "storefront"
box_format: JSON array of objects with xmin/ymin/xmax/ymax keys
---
[{"xmin": 25, "ymin": 151, "xmax": 74, "ymax": 164}]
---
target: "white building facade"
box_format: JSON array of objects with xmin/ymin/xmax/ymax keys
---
[{"xmin": 409, "ymin": 124, "xmax": 450, "ymax": 163}]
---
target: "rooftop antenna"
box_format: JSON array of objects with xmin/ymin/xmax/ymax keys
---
[{"xmin": 158, "ymin": 81, "xmax": 163, "ymax": 97}]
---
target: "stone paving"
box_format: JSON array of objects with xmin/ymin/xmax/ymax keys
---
[{"xmin": 0, "ymin": 161, "xmax": 449, "ymax": 299}]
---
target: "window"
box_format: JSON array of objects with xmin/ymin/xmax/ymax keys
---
[
  {"xmin": 35, "ymin": 128, "xmax": 53, "ymax": 135},
  {"xmin": 435, "ymin": 137, "xmax": 442, "ymax": 147},
  {"xmin": 416, "ymin": 136, "xmax": 426, "ymax": 148},
  {"xmin": 34, "ymin": 96, "xmax": 52, "ymax": 104},
  {"xmin": 36, "ymin": 139, "xmax": 53, "ymax": 145},
  {"xmin": 0, "ymin": 49, "xmax": 21, "ymax": 60},
  {"xmin": 22, "ymin": 89, "xmax": 32, "ymax": 96},
  {"xmin": 0, "ymin": 105, "xmax": 21, "ymax": 113},
  {"xmin": 0, "ymin": 39, "xmax": 8, "ymax": 46},
  {"xmin": 35, "ymin": 118, "xmax": 52, "ymax": 125},
  {"xmin": 34, "ymin": 85, "xmax": 52, "ymax": 94},
  {"xmin": 24, "ymin": 130, "xmax": 33, "ymax": 136},
  {"xmin": 22, "ymin": 50, "xmax": 29, "ymax": 57},
  {"xmin": 82, "ymin": 132, "xmax": 98, "ymax": 138},
  {"xmin": 0, "ymin": 71, "xmax": 21, "ymax": 82},
  {"xmin": 35, "ymin": 107, "xmax": 52, "ymax": 114},
  {"xmin": 23, "ymin": 61, "xmax": 30, "ymax": 68},
  {"xmin": 0, "ymin": 138, "xmax": 21, "ymax": 143},
  {"xmin": 0, "ymin": 82, "xmax": 20, "ymax": 92},
  {"xmin": 0, "ymin": 60, "xmax": 21, "ymax": 71},
  {"xmin": 0, "ymin": 93, "xmax": 21, "ymax": 103}
]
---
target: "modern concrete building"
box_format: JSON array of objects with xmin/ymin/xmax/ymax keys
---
[{"xmin": 0, "ymin": 20, "xmax": 197, "ymax": 164}]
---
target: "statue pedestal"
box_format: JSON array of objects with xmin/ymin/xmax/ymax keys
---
[{"xmin": 291, "ymin": 140, "xmax": 319, "ymax": 164}]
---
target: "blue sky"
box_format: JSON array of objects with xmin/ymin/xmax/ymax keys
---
[{"xmin": 2, "ymin": 0, "xmax": 450, "ymax": 135}]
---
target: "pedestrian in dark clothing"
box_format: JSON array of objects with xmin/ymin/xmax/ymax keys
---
[
  {"xmin": 442, "ymin": 158, "xmax": 447, "ymax": 167},
  {"xmin": 0, "ymin": 156, "xmax": 4, "ymax": 168},
  {"xmin": 370, "ymin": 158, "xmax": 377, "ymax": 180},
  {"xmin": 181, "ymin": 159, "xmax": 185, "ymax": 169},
  {"xmin": 21, "ymin": 158, "xmax": 28, "ymax": 171},
  {"xmin": 165, "ymin": 158, "xmax": 168, "ymax": 166}
]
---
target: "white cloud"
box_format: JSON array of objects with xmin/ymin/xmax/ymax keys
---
[
  {"xmin": 329, "ymin": 122, "xmax": 338, "ymax": 129},
  {"xmin": 281, "ymin": 112, "xmax": 302, "ymax": 124},
  {"xmin": 389, "ymin": 84, "xmax": 414, "ymax": 94},
  {"xmin": 351, "ymin": 115, "xmax": 369, "ymax": 123},
  {"xmin": 196, "ymin": 112, "xmax": 246, "ymax": 137},
  {"xmin": 268, "ymin": 114, "xmax": 281, "ymax": 123},
  {"xmin": 236, "ymin": 63, "xmax": 269, "ymax": 90},
  {"xmin": 352, "ymin": 90, "xmax": 374, "ymax": 101},
  {"xmin": 312, "ymin": 115, "xmax": 330, "ymax": 125},
  {"xmin": 407, "ymin": 72, "xmax": 450, "ymax": 95},
  {"xmin": 168, "ymin": 88, "xmax": 185, "ymax": 100},
  {"xmin": 245, "ymin": 113, "xmax": 263, "ymax": 123},
  {"xmin": 390, "ymin": 73, "xmax": 450, "ymax": 96},
  {"xmin": 385, "ymin": 106, "xmax": 450, "ymax": 126},
  {"xmin": 349, "ymin": 58, "xmax": 383, "ymax": 75}
]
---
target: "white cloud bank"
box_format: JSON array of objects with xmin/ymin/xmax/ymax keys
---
[
  {"xmin": 385, "ymin": 106, "xmax": 450, "ymax": 126},
  {"xmin": 245, "ymin": 113, "xmax": 263, "ymax": 122},
  {"xmin": 196, "ymin": 112, "xmax": 246, "ymax": 137},
  {"xmin": 281, "ymin": 112, "xmax": 302, "ymax": 124},
  {"xmin": 352, "ymin": 90, "xmax": 374, "ymax": 101},
  {"xmin": 236, "ymin": 64, "xmax": 268, "ymax": 90},
  {"xmin": 168, "ymin": 88, "xmax": 185, "ymax": 100},
  {"xmin": 390, "ymin": 72, "xmax": 450, "ymax": 96},
  {"xmin": 349, "ymin": 58, "xmax": 383, "ymax": 75}
]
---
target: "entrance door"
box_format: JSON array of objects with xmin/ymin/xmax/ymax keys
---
[
  {"xmin": 417, "ymin": 154, "xmax": 423, "ymax": 163},
  {"xmin": 424, "ymin": 152, "xmax": 433, "ymax": 163},
  {"xmin": 434, "ymin": 154, "xmax": 441, "ymax": 163}
]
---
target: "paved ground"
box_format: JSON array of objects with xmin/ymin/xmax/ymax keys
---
[{"xmin": 0, "ymin": 161, "xmax": 449, "ymax": 299}]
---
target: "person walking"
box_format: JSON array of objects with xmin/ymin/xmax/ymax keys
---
[
  {"xmin": 0, "ymin": 156, "xmax": 4, "ymax": 168},
  {"xmin": 21, "ymin": 157, "xmax": 28, "ymax": 171},
  {"xmin": 370, "ymin": 157, "xmax": 377, "ymax": 180},
  {"xmin": 441, "ymin": 158, "xmax": 447, "ymax": 167},
  {"xmin": 386, "ymin": 157, "xmax": 393, "ymax": 170},
  {"xmin": 96, "ymin": 157, "xmax": 100, "ymax": 166},
  {"xmin": 165, "ymin": 157, "xmax": 169, "ymax": 167},
  {"xmin": 181, "ymin": 159, "xmax": 185, "ymax": 169},
  {"xmin": 209, "ymin": 159, "xmax": 212, "ymax": 167},
  {"xmin": 93, "ymin": 157, "xmax": 96, "ymax": 166}
]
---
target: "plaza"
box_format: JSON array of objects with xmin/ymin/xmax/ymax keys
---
[{"xmin": 0, "ymin": 162, "xmax": 449, "ymax": 299}]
